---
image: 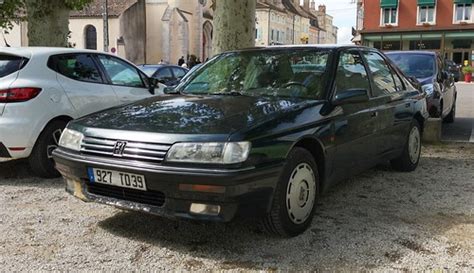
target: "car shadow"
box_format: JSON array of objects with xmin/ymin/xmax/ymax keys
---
[
  {"xmin": 0, "ymin": 160, "xmax": 63, "ymax": 188},
  {"xmin": 98, "ymin": 151, "xmax": 474, "ymax": 270}
]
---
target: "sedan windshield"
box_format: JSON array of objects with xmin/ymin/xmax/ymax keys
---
[
  {"xmin": 179, "ymin": 49, "xmax": 331, "ymax": 99},
  {"xmin": 387, "ymin": 53, "xmax": 436, "ymax": 79}
]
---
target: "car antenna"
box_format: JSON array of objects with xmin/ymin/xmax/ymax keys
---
[{"xmin": 2, "ymin": 31, "xmax": 11, "ymax": 47}]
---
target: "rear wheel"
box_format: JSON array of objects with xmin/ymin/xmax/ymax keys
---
[
  {"xmin": 29, "ymin": 120, "xmax": 67, "ymax": 178},
  {"xmin": 263, "ymin": 147, "xmax": 319, "ymax": 237},
  {"xmin": 391, "ymin": 120, "xmax": 421, "ymax": 172}
]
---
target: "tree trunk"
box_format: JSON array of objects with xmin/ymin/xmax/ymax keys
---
[
  {"xmin": 25, "ymin": 0, "xmax": 71, "ymax": 47},
  {"xmin": 212, "ymin": 0, "xmax": 256, "ymax": 55}
]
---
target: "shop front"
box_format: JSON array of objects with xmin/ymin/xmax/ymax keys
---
[{"xmin": 363, "ymin": 31, "xmax": 474, "ymax": 65}]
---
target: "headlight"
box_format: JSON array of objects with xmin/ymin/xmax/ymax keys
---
[
  {"xmin": 422, "ymin": 84, "xmax": 434, "ymax": 96},
  {"xmin": 166, "ymin": 142, "xmax": 251, "ymax": 164},
  {"xmin": 58, "ymin": 129, "xmax": 83, "ymax": 151}
]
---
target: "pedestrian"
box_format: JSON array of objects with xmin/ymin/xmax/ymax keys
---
[
  {"xmin": 178, "ymin": 56, "xmax": 185, "ymax": 66},
  {"xmin": 187, "ymin": 54, "xmax": 197, "ymax": 69},
  {"xmin": 196, "ymin": 58, "xmax": 202, "ymax": 64},
  {"xmin": 159, "ymin": 59, "xmax": 165, "ymax": 64}
]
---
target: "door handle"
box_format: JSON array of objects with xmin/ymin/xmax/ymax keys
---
[
  {"xmin": 371, "ymin": 111, "xmax": 378, "ymax": 118},
  {"xmin": 405, "ymin": 102, "xmax": 411, "ymax": 108}
]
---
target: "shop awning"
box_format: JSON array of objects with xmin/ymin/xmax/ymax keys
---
[
  {"xmin": 380, "ymin": 0, "xmax": 398, "ymax": 8},
  {"xmin": 454, "ymin": 0, "xmax": 473, "ymax": 4},
  {"xmin": 417, "ymin": 0, "xmax": 436, "ymax": 6}
]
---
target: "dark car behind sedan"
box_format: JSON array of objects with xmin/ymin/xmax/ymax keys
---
[
  {"xmin": 138, "ymin": 64, "xmax": 188, "ymax": 86},
  {"xmin": 54, "ymin": 46, "xmax": 428, "ymax": 237},
  {"xmin": 386, "ymin": 51, "xmax": 457, "ymax": 122}
]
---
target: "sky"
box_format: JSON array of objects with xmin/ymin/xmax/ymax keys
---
[{"xmin": 301, "ymin": 0, "xmax": 358, "ymax": 44}]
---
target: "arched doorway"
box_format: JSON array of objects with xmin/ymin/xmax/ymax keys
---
[
  {"xmin": 202, "ymin": 21, "xmax": 213, "ymax": 61},
  {"xmin": 84, "ymin": 25, "xmax": 97, "ymax": 50}
]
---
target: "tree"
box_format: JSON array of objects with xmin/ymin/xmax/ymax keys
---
[
  {"xmin": 211, "ymin": 0, "xmax": 256, "ymax": 55},
  {"xmin": 0, "ymin": 0, "xmax": 93, "ymax": 47},
  {"xmin": 0, "ymin": 0, "xmax": 23, "ymax": 31}
]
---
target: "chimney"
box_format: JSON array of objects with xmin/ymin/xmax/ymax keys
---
[
  {"xmin": 303, "ymin": 0, "xmax": 310, "ymax": 10},
  {"xmin": 310, "ymin": 0, "xmax": 315, "ymax": 10},
  {"xmin": 318, "ymin": 5, "xmax": 326, "ymax": 13}
]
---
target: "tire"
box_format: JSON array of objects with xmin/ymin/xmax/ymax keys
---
[
  {"xmin": 443, "ymin": 100, "xmax": 456, "ymax": 123},
  {"xmin": 390, "ymin": 120, "xmax": 422, "ymax": 172},
  {"xmin": 29, "ymin": 120, "xmax": 67, "ymax": 178},
  {"xmin": 263, "ymin": 147, "xmax": 319, "ymax": 237}
]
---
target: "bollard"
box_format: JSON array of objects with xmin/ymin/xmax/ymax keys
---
[{"xmin": 422, "ymin": 118, "xmax": 442, "ymax": 143}]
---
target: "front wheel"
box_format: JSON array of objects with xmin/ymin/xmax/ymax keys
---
[
  {"xmin": 29, "ymin": 120, "xmax": 67, "ymax": 178},
  {"xmin": 443, "ymin": 99, "xmax": 456, "ymax": 123},
  {"xmin": 263, "ymin": 147, "xmax": 319, "ymax": 237},
  {"xmin": 390, "ymin": 120, "xmax": 422, "ymax": 172}
]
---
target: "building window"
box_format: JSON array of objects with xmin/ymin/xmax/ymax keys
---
[
  {"xmin": 276, "ymin": 30, "xmax": 280, "ymax": 42},
  {"xmin": 418, "ymin": 6, "xmax": 436, "ymax": 24},
  {"xmin": 271, "ymin": 29, "xmax": 274, "ymax": 41},
  {"xmin": 84, "ymin": 25, "xmax": 97, "ymax": 50},
  {"xmin": 381, "ymin": 8, "xmax": 398, "ymax": 25},
  {"xmin": 454, "ymin": 3, "xmax": 472, "ymax": 22}
]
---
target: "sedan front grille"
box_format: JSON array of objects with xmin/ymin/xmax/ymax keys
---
[{"xmin": 80, "ymin": 136, "xmax": 172, "ymax": 163}]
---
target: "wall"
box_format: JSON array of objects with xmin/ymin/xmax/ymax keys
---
[
  {"xmin": 69, "ymin": 17, "xmax": 120, "ymax": 52},
  {"xmin": 1, "ymin": 22, "xmax": 25, "ymax": 47},
  {"xmin": 119, "ymin": 0, "xmax": 147, "ymax": 64},
  {"xmin": 363, "ymin": 0, "xmax": 474, "ymax": 32},
  {"xmin": 145, "ymin": 1, "xmax": 168, "ymax": 63}
]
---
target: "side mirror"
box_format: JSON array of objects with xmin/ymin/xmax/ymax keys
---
[
  {"xmin": 164, "ymin": 86, "xmax": 178, "ymax": 94},
  {"xmin": 333, "ymin": 89, "xmax": 369, "ymax": 106},
  {"xmin": 148, "ymin": 78, "xmax": 158, "ymax": 95},
  {"xmin": 441, "ymin": 71, "xmax": 449, "ymax": 81}
]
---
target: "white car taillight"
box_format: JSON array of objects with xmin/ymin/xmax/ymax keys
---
[{"xmin": 0, "ymin": 88, "xmax": 42, "ymax": 103}]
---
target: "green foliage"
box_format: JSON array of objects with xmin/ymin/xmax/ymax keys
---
[
  {"xmin": 462, "ymin": 65, "xmax": 474, "ymax": 75},
  {"xmin": 0, "ymin": 0, "xmax": 24, "ymax": 30},
  {"xmin": 0, "ymin": 0, "xmax": 92, "ymax": 29}
]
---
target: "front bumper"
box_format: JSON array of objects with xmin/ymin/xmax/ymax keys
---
[{"xmin": 53, "ymin": 148, "xmax": 283, "ymax": 222}]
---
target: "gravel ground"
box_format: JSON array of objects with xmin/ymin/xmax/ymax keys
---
[{"xmin": 0, "ymin": 144, "xmax": 473, "ymax": 271}]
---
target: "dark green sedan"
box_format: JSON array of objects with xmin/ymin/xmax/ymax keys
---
[{"xmin": 53, "ymin": 45, "xmax": 428, "ymax": 237}]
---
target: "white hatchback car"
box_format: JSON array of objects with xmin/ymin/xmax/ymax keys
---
[{"xmin": 0, "ymin": 47, "xmax": 164, "ymax": 177}]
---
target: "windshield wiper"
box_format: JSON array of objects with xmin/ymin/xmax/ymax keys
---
[{"xmin": 211, "ymin": 91, "xmax": 245, "ymax": 96}]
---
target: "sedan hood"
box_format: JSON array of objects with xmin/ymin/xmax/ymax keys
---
[
  {"xmin": 417, "ymin": 76, "xmax": 434, "ymax": 86},
  {"xmin": 76, "ymin": 95, "xmax": 321, "ymax": 136}
]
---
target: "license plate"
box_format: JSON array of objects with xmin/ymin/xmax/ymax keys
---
[{"xmin": 87, "ymin": 168, "xmax": 147, "ymax": 191}]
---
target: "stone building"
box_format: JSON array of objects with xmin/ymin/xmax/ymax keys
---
[
  {"xmin": 1, "ymin": 0, "xmax": 213, "ymax": 65},
  {"xmin": 310, "ymin": 3, "xmax": 338, "ymax": 44}
]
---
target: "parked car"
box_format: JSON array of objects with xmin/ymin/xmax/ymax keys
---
[
  {"xmin": 138, "ymin": 64, "xmax": 188, "ymax": 86},
  {"xmin": 53, "ymin": 45, "xmax": 428, "ymax": 237},
  {"xmin": 445, "ymin": 59, "xmax": 462, "ymax": 82},
  {"xmin": 0, "ymin": 47, "xmax": 163, "ymax": 177},
  {"xmin": 386, "ymin": 51, "xmax": 457, "ymax": 122}
]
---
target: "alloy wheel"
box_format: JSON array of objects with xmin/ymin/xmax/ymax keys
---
[
  {"xmin": 408, "ymin": 126, "xmax": 421, "ymax": 164},
  {"xmin": 286, "ymin": 163, "xmax": 316, "ymax": 224}
]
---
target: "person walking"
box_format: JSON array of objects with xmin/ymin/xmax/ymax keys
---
[{"xmin": 178, "ymin": 56, "xmax": 185, "ymax": 66}]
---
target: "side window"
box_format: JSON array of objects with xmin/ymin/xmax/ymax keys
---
[
  {"xmin": 155, "ymin": 68, "xmax": 173, "ymax": 82},
  {"xmin": 335, "ymin": 50, "xmax": 371, "ymax": 94},
  {"xmin": 49, "ymin": 54, "xmax": 102, "ymax": 83},
  {"xmin": 362, "ymin": 51, "xmax": 397, "ymax": 96},
  {"xmin": 97, "ymin": 55, "xmax": 144, "ymax": 87},
  {"xmin": 172, "ymin": 67, "xmax": 186, "ymax": 79}
]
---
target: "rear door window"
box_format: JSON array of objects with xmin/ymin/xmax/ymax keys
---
[
  {"xmin": 48, "ymin": 54, "xmax": 103, "ymax": 83},
  {"xmin": 171, "ymin": 67, "xmax": 186, "ymax": 79},
  {"xmin": 0, "ymin": 55, "xmax": 28, "ymax": 78},
  {"xmin": 97, "ymin": 55, "xmax": 144, "ymax": 87}
]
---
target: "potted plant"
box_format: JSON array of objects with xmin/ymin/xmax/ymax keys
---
[{"xmin": 462, "ymin": 65, "xmax": 474, "ymax": 83}]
